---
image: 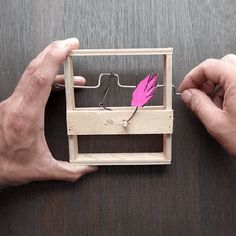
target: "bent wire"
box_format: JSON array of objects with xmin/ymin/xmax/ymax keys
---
[{"xmin": 55, "ymin": 72, "xmax": 181, "ymax": 96}]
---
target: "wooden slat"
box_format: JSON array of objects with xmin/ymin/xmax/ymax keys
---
[
  {"xmin": 163, "ymin": 134, "xmax": 172, "ymax": 160},
  {"xmin": 163, "ymin": 54, "xmax": 173, "ymax": 163},
  {"xmin": 74, "ymin": 105, "xmax": 165, "ymax": 111},
  {"xmin": 71, "ymin": 152, "xmax": 170, "ymax": 165},
  {"xmin": 67, "ymin": 108, "xmax": 173, "ymax": 135},
  {"xmin": 70, "ymin": 48, "xmax": 173, "ymax": 56},
  {"xmin": 163, "ymin": 54, "xmax": 172, "ymax": 109},
  {"xmin": 64, "ymin": 57, "xmax": 75, "ymax": 109},
  {"xmin": 64, "ymin": 57, "xmax": 78, "ymax": 161}
]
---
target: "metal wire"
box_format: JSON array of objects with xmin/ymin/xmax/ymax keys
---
[
  {"xmin": 98, "ymin": 87, "xmax": 112, "ymax": 111},
  {"xmin": 55, "ymin": 73, "xmax": 181, "ymax": 95},
  {"xmin": 73, "ymin": 73, "xmax": 136, "ymax": 89}
]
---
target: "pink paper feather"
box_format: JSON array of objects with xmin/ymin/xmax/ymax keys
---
[{"xmin": 131, "ymin": 73, "xmax": 158, "ymax": 107}]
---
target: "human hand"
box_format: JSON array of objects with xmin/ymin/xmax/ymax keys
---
[
  {"xmin": 179, "ymin": 54, "xmax": 236, "ymax": 155},
  {"xmin": 0, "ymin": 38, "xmax": 97, "ymax": 186}
]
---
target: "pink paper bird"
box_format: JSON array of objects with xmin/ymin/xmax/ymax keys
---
[{"xmin": 131, "ymin": 73, "xmax": 158, "ymax": 107}]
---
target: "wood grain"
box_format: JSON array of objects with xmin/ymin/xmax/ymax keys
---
[
  {"xmin": 72, "ymin": 152, "xmax": 170, "ymax": 165},
  {"xmin": 163, "ymin": 54, "xmax": 173, "ymax": 162},
  {"xmin": 70, "ymin": 48, "xmax": 173, "ymax": 56},
  {"xmin": 0, "ymin": 0, "xmax": 236, "ymax": 236},
  {"xmin": 67, "ymin": 108, "xmax": 173, "ymax": 135},
  {"xmin": 64, "ymin": 56, "xmax": 79, "ymax": 162}
]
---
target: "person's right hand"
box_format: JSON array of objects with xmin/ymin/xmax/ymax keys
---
[{"xmin": 179, "ymin": 54, "xmax": 236, "ymax": 155}]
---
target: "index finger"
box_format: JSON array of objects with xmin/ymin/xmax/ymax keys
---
[{"xmin": 179, "ymin": 59, "xmax": 236, "ymax": 92}]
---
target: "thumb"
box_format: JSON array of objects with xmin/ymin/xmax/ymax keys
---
[
  {"xmin": 181, "ymin": 88, "xmax": 224, "ymax": 132},
  {"xmin": 49, "ymin": 160, "xmax": 98, "ymax": 182}
]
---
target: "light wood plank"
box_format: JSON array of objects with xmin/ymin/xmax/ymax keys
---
[
  {"xmin": 74, "ymin": 105, "xmax": 165, "ymax": 111},
  {"xmin": 163, "ymin": 54, "xmax": 173, "ymax": 163},
  {"xmin": 71, "ymin": 152, "xmax": 170, "ymax": 165},
  {"xmin": 64, "ymin": 56, "xmax": 75, "ymax": 109},
  {"xmin": 163, "ymin": 54, "xmax": 172, "ymax": 109},
  {"xmin": 67, "ymin": 109, "xmax": 173, "ymax": 135},
  {"xmin": 70, "ymin": 48, "xmax": 173, "ymax": 56},
  {"xmin": 64, "ymin": 57, "xmax": 78, "ymax": 162},
  {"xmin": 163, "ymin": 134, "xmax": 172, "ymax": 161}
]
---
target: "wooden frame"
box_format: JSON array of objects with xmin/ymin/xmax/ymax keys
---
[{"xmin": 64, "ymin": 48, "xmax": 173, "ymax": 165}]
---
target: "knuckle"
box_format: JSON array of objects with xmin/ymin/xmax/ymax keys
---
[
  {"xmin": 50, "ymin": 40, "xmax": 62, "ymax": 52},
  {"xmin": 47, "ymin": 49, "xmax": 59, "ymax": 60},
  {"xmin": 203, "ymin": 58, "xmax": 219, "ymax": 68},
  {"xmin": 45, "ymin": 41, "xmax": 63, "ymax": 60},
  {"xmin": 46, "ymin": 41, "xmax": 67, "ymax": 62},
  {"xmin": 32, "ymin": 72, "xmax": 47, "ymax": 88},
  {"xmin": 184, "ymin": 73, "xmax": 194, "ymax": 83},
  {"xmin": 201, "ymin": 58, "xmax": 223, "ymax": 76},
  {"xmin": 223, "ymin": 54, "xmax": 236, "ymax": 61},
  {"xmin": 26, "ymin": 59, "xmax": 38, "ymax": 73},
  {"xmin": 51, "ymin": 40, "xmax": 61, "ymax": 49},
  {"xmin": 45, "ymin": 47, "xmax": 63, "ymax": 63}
]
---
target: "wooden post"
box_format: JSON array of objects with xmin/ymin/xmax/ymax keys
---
[
  {"xmin": 163, "ymin": 54, "xmax": 173, "ymax": 162},
  {"xmin": 64, "ymin": 56, "xmax": 78, "ymax": 162}
]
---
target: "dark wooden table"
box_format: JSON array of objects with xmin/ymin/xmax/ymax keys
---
[{"xmin": 0, "ymin": 1, "xmax": 236, "ymax": 235}]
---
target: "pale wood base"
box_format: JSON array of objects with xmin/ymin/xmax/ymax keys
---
[{"xmin": 71, "ymin": 152, "xmax": 170, "ymax": 165}]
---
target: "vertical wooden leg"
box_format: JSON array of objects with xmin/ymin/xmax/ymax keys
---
[
  {"xmin": 163, "ymin": 134, "xmax": 172, "ymax": 161},
  {"xmin": 163, "ymin": 54, "xmax": 173, "ymax": 162},
  {"xmin": 64, "ymin": 56, "xmax": 78, "ymax": 162},
  {"xmin": 68, "ymin": 136, "xmax": 78, "ymax": 162}
]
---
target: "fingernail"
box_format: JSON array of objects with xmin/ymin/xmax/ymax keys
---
[
  {"xmin": 74, "ymin": 76, "xmax": 86, "ymax": 83},
  {"xmin": 181, "ymin": 90, "xmax": 192, "ymax": 104},
  {"xmin": 178, "ymin": 84, "xmax": 183, "ymax": 92},
  {"xmin": 62, "ymin": 38, "xmax": 79, "ymax": 47}
]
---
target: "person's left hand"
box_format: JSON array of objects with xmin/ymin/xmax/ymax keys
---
[{"xmin": 0, "ymin": 38, "xmax": 97, "ymax": 186}]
